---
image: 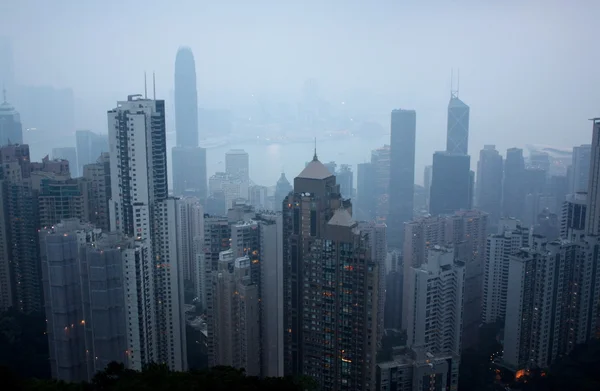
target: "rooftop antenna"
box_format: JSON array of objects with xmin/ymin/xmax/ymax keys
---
[
  {"xmin": 450, "ymin": 67, "xmax": 459, "ymax": 99},
  {"xmin": 144, "ymin": 72, "xmax": 148, "ymax": 99},
  {"xmin": 152, "ymin": 72, "xmax": 156, "ymax": 100},
  {"xmin": 313, "ymin": 137, "xmax": 318, "ymax": 161}
]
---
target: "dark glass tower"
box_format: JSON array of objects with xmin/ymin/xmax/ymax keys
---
[
  {"xmin": 430, "ymin": 152, "xmax": 471, "ymax": 216},
  {"xmin": 476, "ymin": 145, "xmax": 503, "ymax": 226},
  {"xmin": 174, "ymin": 47, "xmax": 198, "ymax": 147},
  {"xmin": 446, "ymin": 93, "xmax": 470, "ymax": 155},
  {"xmin": 388, "ymin": 109, "xmax": 416, "ymax": 249}
]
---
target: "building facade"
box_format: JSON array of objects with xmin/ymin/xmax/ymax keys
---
[{"xmin": 388, "ymin": 109, "xmax": 416, "ymax": 249}]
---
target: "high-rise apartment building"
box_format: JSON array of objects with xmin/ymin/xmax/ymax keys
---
[
  {"xmin": 171, "ymin": 146, "xmax": 207, "ymax": 202},
  {"xmin": 256, "ymin": 212, "xmax": 284, "ymax": 377},
  {"xmin": 283, "ymin": 154, "xmax": 379, "ymax": 390},
  {"xmin": 561, "ymin": 192, "xmax": 587, "ymax": 241},
  {"xmin": 504, "ymin": 236, "xmax": 579, "ymax": 369},
  {"xmin": 107, "ymin": 95, "xmax": 186, "ymax": 371},
  {"xmin": 0, "ymin": 90, "xmax": 23, "ymax": 146},
  {"xmin": 503, "ymin": 148, "xmax": 526, "ymax": 220},
  {"xmin": 209, "ymin": 171, "xmax": 246, "ymax": 209},
  {"xmin": 404, "ymin": 246, "xmax": 463, "ymax": 390},
  {"xmin": 82, "ymin": 152, "xmax": 111, "ymax": 231},
  {"xmin": 207, "ymin": 251, "xmax": 260, "ymax": 375},
  {"xmin": 476, "ymin": 145, "xmax": 503, "ymax": 226},
  {"xmin": 40, "ymin": 220, "xmax": 128, "ymax": 382},
  {"xmin": 446, "ymin": 94, "xmax": 470, "ymax": 155},
  {"xmin": 388, "ymin": 109, "xmax": 416, "ymax": 249},
  {"xmin": 75, "ymin": 130, "xmax": 109, "ymax": 176},
  {"xmin": 586, "ymin": 119, "xmax": 600, "ymax": 236},
  {"xmin": 0, "ymin": 144, "xmax": 76, "ymax": 313},
  {"xmin": 482, "ymin": 219, "xmax": 530, "ymax": 324},
  {"xmin": 174, "ymin": 47, "xmax": 199, "ymax": 147},
  {"xmin": 430, "ymin": 152, "xmax": 471, "ymax": 216},
  {"xmin": 402, "ymin": 211, "xmax": 487, "ymax": 348},
  {"xmin": 570, "ymin": 144, "xmax": 591, "ymax": 194},
  {"xmin": 175, "ymin": 197, "xmax": 204, "ymax": 284}
]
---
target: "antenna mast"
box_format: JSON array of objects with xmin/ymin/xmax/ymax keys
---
[
  {"xmin": 144, "ymin": 72, "xmax": 147, "ymax": 99},
  {"xmin": 152, "ymin": 72, "xmax": 156, "ymax": 100}
]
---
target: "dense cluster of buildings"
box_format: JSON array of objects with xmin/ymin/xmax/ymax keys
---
[{"xmin": 0, "ymin": 44, "xmax": 599, "ymax": 391}]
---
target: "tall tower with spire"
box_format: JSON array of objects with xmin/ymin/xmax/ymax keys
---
[
  {"xmin": 282, "ymin": 151, "xmax": 379, "ymax": 390},
  {"xmin": 0, "ymin": 88, "xmax": 23, "ymax": 146},
  {"xmin": 446, "ymin": 71, "xmax": 470, "ymax": 155}
]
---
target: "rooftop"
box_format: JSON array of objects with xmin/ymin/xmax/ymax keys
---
[
  {"xmin": 328, "ymin": 208, "xmax": 355, "ymax": 227},
  {"xmin": 297, "ymin": 157, "xmax": 333, "ymax": 180}
]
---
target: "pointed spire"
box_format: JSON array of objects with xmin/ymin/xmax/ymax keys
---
[
  {"xmin": 144, "ymin": 72, "xmax": 148, "ymax": 99},
  {"xmin": 313, "ymin": 137, "xmax": 318, "ymax": 161}
]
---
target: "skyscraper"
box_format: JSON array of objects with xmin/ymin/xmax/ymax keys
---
[
  {"xmin": 561, "ymin": 192, "xmax": 587, "ymax": 240},
  {"xmin": 371, "ymin": 145, "xmax": 391, "ymax": 218},
  {"xmin": 503, "ymin": 148, "xmax": 526, "ymax": 220},
  {"xmin": 482, "ymin": 219, "xmax": 530, "ymax": 324},
  {"xmin": 283, "ymin": 153, "xmax": 379, "ymax": 390},
  {"xmin": 336, "ymin": 164, "xmax": 353, "ymax": 199},
  {"xmin": 171, "ymin": 146, "xmax": 207, "ymax": 202},
  {"xmin": 388, "ymin": 109, "xmax": 416, "ymax": 249},
  {"xmin": 446, "ymin": 93, "xmax": 470, "ymax": 155},
  {"xmin": 75, "ymin": 130, "xmax": 109, "ymax": 176},
  {"xmin": 429, "ymin": 152, "xmax": 471, "ymax": 216},
  {"xmin": 405, "ymin": 246, "xmax": 464, "ymax": 363},
  {"xmin": 225, "ymin": 149, "xmax": 250, "ymax": 182},
  {"xmin": 274, "ymin": 172, "xmax": 292, "ymax": 212},
  {"xmin": 174, "ymin": 47, "xmax": 199, "ymax": 147},
  {"xmin": 0, "ymin": 89, "xmax": 23, "ymax": 146},
  {"xmin": 208, "ymin": 251, "xmax": 260, "ymax": 375},
  {"xmin": 476, "ymin": 145, "xmax": 503, "ymax": 226},
  {"xmin": 356, "ymin": 162, "xmax": 375, "ymax": 221},
  {"xmin": 82, "ymin": 152, "xmax": 111, "ymax": 231},
  {"xmin": 402, "ymin": 211, "xmax": 488, "ymax": 347},
  {"xmin": 40, "ymin": 220, "xmax": 128, "ymax": 382},
  {"xmin": 423, "ymin": 165, "xmax": 432, "ymax": 210},
  {"xmin": 570, "ymin": 144, "xmax": 591, "ymax": 194},
  {"xmin": 586, "ymin": 119, "xmax": 600, "ymax": 236},
  {"xmin": 107, "ymin": 95, "xmax": 186, "ymax": 371},
  {"xmin": 504, "ymin": 236, "xmax": 579, "ymax": 369}
]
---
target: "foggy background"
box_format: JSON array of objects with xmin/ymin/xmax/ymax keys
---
[{"xmin": 1, "ymin": 0, "xmax": 599, "ymax": 184}]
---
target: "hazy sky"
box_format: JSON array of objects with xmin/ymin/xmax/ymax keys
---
[{"xmin": 1, "ymin": 0, "xmax": 600, "ymax": 168}]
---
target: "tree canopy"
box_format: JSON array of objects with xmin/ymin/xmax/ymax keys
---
[{"xmin": 3, "ymin": 362, "xmax": 318, "ymax": 391}]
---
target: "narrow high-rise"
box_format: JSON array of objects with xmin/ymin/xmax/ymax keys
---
[
  {"xmin": 75, "ymin": 130, "xmax": 109, "ymax": 176},
  {"xmin": 482, "ymin": 219, "xmax": 530, "ymax": 324},
  {"xmin": 283, "ymin": 152, "xmax": 379, "ymax": 390},
  {"xmin": 586, "ymin": 119, "xmax": 600, "ymax": 236},
  {"xmin": 82, "ymin": 152, "xmax": 111, "ymax": 231},
  {"xmin": 476, "ymin": 145, "xmax": 503, "ymax": 226},
  {"xmin": 503, "ymin": 148, "xmax": 526, "ymax": 220},
  {"xmin": 388, "ymin": 109, "xmax": 416, "ymax": 249},
  {"xmin": 107, "ymin": 95, "xmax": 186, "ymax": 371},
  {"xmin": 174, "ymin": 47, "xmax": 199, "ymax": 147},
  {"xmin": 570, "ymin": 144, "xmax": 591, "ymax": 194},
  {"xmin": 446, "ymin": 92, "xmax": 470, "ymax": 155},
  {"xmin": 172, "ymin": 146, "xmax": 207, "ymax": 202}
]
